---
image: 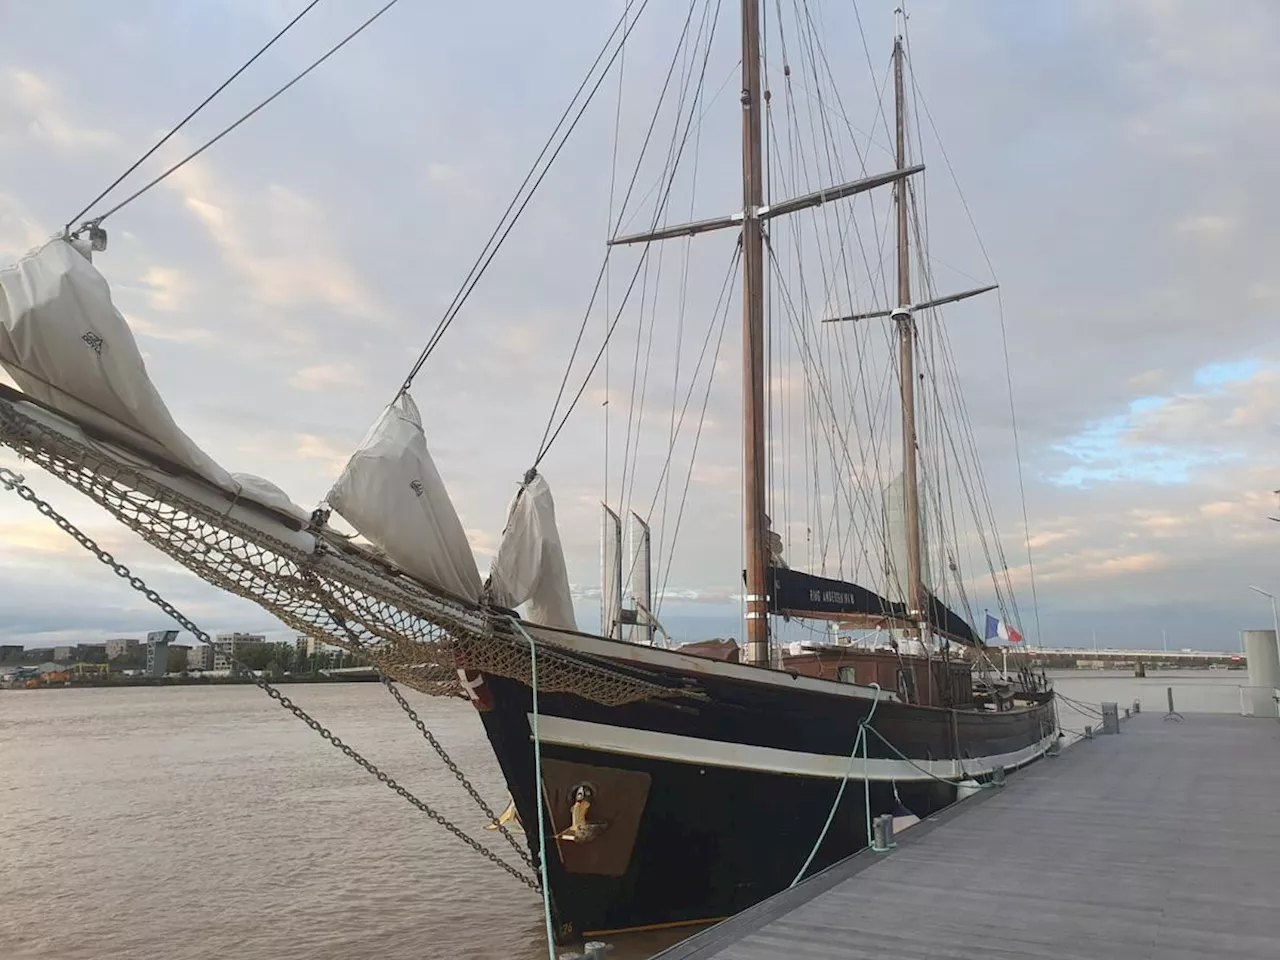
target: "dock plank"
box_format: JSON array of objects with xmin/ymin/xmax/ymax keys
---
[{"xmin": 653, "ymin": 714, "xmax": 1280, "ymax": 960}]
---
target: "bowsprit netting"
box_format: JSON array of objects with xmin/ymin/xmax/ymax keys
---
[{"xmin": 0, "ymin": 390, "xmax": 680, "ymax": 709}]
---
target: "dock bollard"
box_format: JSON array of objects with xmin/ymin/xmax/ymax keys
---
[
  {"xmin": 1133, "ymin": 700, "xmax": 1141, "ymax": 715},
  {"xmin": 991, "ymin": 764, "xmax": 1007, "ymax": 787},
  {"xmin": 1084, "ymin": 725, "xmax": 1093, "ymax": 739},
  {"xmin": 871, "ymin": 813, "xmax": 895, "ymax": 852},
  {"xmin": 1101, "ymin": 702, "xmax": 1120, "ymax": 734}
]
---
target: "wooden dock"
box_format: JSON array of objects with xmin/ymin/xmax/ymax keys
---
[{"xmin": 652, "ymin": 713, "xmax": 1280, "ymax": 959}]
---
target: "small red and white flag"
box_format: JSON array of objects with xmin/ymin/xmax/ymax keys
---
[{"xmin": 984, "ymin": 613, "xmax": 1023, "ymax": 643}]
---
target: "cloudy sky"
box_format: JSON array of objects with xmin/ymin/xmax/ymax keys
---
[{"xmin": 1, "ymin": 0, "xmax": 1278, "ymax": 652}]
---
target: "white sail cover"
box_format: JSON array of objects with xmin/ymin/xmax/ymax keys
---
[
  {"xmin": 883, "ymin": 470, "xmax": 931, "ymax": 605},
  {"xmin": 0, "ymin": 238, "xmax": 305, "ymax": 520},
  {"xmin": 487, "ymin": 472, "xmax": 577, "ymax": 630},
  {"xmin": 327, "ymin": 393, "xmax": 482, "ymax": 602}
]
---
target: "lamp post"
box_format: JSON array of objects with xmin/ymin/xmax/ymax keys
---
[{"xmin": 1247, "ymin": 585, "xmax": 1280, "ymax": 654}]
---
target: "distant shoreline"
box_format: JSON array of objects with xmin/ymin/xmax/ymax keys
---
[
  {"xmin": 1, "ymin": 671, "xmax": 383, "ymax": 691},
  {"xmin": 3, "ymin": 661, "xmax": 1248, "ymax": 694}
]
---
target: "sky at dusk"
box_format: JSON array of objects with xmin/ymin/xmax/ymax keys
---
[{"xmin": 2, "ymin": 0, "xmax": 1279, "ymax": 652}]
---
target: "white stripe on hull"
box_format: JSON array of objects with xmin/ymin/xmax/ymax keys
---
[{"xmin": 531, "ymin": 713, "xmax": 1056, "ymax": 783}]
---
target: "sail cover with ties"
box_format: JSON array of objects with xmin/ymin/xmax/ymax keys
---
[{"xmin": 767, "ymin": 567, "xmax": 981, "ymax": 646}]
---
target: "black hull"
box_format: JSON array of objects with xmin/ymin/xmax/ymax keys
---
[{"xmin": 473, "ymin": 640, "xmax": 1056, "ymax": 943}]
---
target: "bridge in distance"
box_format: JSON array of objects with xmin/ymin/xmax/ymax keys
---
[{"xmin": 1019, "ymin": 647, "xmax": 1245, "ymax": 668}]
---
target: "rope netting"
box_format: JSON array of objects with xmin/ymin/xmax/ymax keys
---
[{"xmin": 0, "ymin": 395, "xmax": 680, "ymax": 708}]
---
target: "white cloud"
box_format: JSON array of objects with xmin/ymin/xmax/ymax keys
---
[
  {"xmin": 139, "ymin": 266, "xmax": 188, "ymax": 311},
  {"xmin": 0, "ymin": 192, "xmax": 49, "ymax": 260},
  {"xmin": 126, "ymin": 313, "xmax": 212, "ymax": 344},
  {"xmin": 3, "ymin": 67, "xmax": 115, "ymax": 149},
  {"xmin": 288, "ymin": 363, "xmax": 364, "ymax": 392},
  {"xmin": 162, "ymin": 161, "xmax": 391, "ymax": 326},
  {"xmin": 293, "ymin": 434, "xmax": 352, "ymax": 478},
  {"xmin": 1174, "ymin": 214, "xmax": 1235, "ymax": 242}
]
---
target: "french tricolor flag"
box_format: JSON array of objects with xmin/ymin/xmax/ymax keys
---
[{"xmin": 984, "ymin": 613, "xmax": 1023, "ymax": 644}]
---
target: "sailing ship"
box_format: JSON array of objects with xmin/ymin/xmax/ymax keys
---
[{"xmin": 0, "ymin": 1, "xmax": 1056, "ymax": 948}]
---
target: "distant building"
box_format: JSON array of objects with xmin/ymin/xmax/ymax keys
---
[
  {"xmin": 145, "ymin": 631, "xmax": 176, "ymax": 678},
  {"xmin": 54, "ymin": 642, "xmax": 109, "ymax": 663},
  {"xmin": 187, "ymin": 645, "xmax": 214, "ymax": 671},
  {"xmin": 213, "ymin": 632, "xmax": 266, "ymax": 671},
  {"xmin": 0, "ymin": 645, "xmax": 21, "ymax": 663},
  {"xmin": 105, "ymin": 638, "xmax": 140, "ymax": 660},
  {"xmin": 306, "ymin": 636, "xmax": 340, "ymax": 659}
]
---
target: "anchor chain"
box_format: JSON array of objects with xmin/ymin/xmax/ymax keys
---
[
  {"xmin": 380, "ymin": 675, "xmax": 534, "ymax": 869},
  {"xmin": 0, "ymin": 466, "xmax": 542, "ymax": 893}
]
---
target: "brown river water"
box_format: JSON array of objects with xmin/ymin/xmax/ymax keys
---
[{"xmin": 0, "ymin": 670, "xmax": 1248, "ymax": 958}]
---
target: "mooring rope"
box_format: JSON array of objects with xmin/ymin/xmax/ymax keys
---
[
  {"xmin": 862, "ymin": 723, "xmax": 990, "ymax": 789},
  {"xmin": 510, "ymin": 618, "xmax": 557, "ymax": 960},
  {"xmin": 792, "ymin": 683, "xmax": 882, "ymax": 887}
]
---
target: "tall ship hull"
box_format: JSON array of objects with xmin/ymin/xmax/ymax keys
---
[
  {"xmin": 0, "ymin": 3, "xmax": 1061, "ymax": 957},
  {"xmin": 469, "ymin": 627, "xmax": 1057, "ymax": 941}
]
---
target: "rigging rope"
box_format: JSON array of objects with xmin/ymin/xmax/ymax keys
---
[
  {"xmin": 397, "ymin": 0, "xmax": 651, "ymax": 400},
  {"xmin": 533, "ymin": 0, "xmax": 708, "ymax": 465},
  {"xmin": 767, "ymin": 16, "xmax": 899, "ymax": 588},
  {"xmin": 614, "ymin": 0, "xmax": 721, "ymax": 534},
  {"xmin": 533, "ymin": 1, "xmax": 720, "ymax": 471},
  {"xmin": 65, "ymin": 0, "xmax": 326, "ymax": 232},
  {"xmin": 72, "ymin": 0, "xmax": 405, "ymax": 232},
  {"xmin": 0, "ymin": 466, "xmax": 541, "ymax": 892},
  {"xmin": 902, "ymin": 24, "xmax": 1044, "ymax": 646},
  {"xmin": 655, "ymin": 242, "xmax": 742, "ymax": 610},
  {"xmin": 763, "ymin": 234, "xmax": 896, "ymax": 581},
  {"xmin": 601, "ymin": 0, "xmax": 631, "ymax": 538}
]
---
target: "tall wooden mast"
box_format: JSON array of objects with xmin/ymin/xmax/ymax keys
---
[
  {"xmin": 893, "ymin": 31, "xmax": 927, "ymax": 635},
  {"xmin": 741, "ymin": 0, "xmax": 769, "ymax": 666},
  {"xmin": 611, "ymin": 5, "xmax": 929, "ymax": 664}
]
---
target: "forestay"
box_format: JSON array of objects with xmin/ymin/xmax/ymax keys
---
[
  {"xmin": 0, "ymin": 237, "xmax": 305, "ymax": 521},
  {"xmin": 327, "ymin": 393, "xmax": 483, "ymax": 602},
  {"xmin": 486, "ymin": 471, "xmax": 577, "ymax": 630}
]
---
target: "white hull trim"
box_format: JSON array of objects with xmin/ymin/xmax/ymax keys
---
[{"xmin": 531, "ymin": 713, "xmax": 1056, "ymax": 783}]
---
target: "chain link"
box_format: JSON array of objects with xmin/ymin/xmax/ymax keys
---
[
  {"xmin": 379, "ymin": 675, "xmax": 534, "ymax": 869},
  {"xmin": 0, "ymin": 466, "xmax": 541, "ymax": 892}
]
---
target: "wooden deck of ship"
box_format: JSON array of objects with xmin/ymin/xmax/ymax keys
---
[{"xmin": 651, "ymin": 711, "xmax": 1280, "ymax": 959}]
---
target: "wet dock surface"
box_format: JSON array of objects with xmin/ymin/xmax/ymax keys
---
[{"xmin": 653, "ymin": 712, "xmax": 1280, "ymax": 959}]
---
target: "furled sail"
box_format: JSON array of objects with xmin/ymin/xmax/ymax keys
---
[
  {"xmin": 327, "ymin": 393, "xmax": 482, "ymax": 601},
  {"xmin": 767, "ymin": 567, "xmax": 980, "ymax": 645},
  {"xmin": 0, "ymin": 237, "xmax": 305, "ymax": 520},
  {"xmin": 486, "ymin": 470, "xmax": 577, "ymax": 630},
  {"xmin": 883, "ymin": 470, "xmax": 929, "ymax": 603}
]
